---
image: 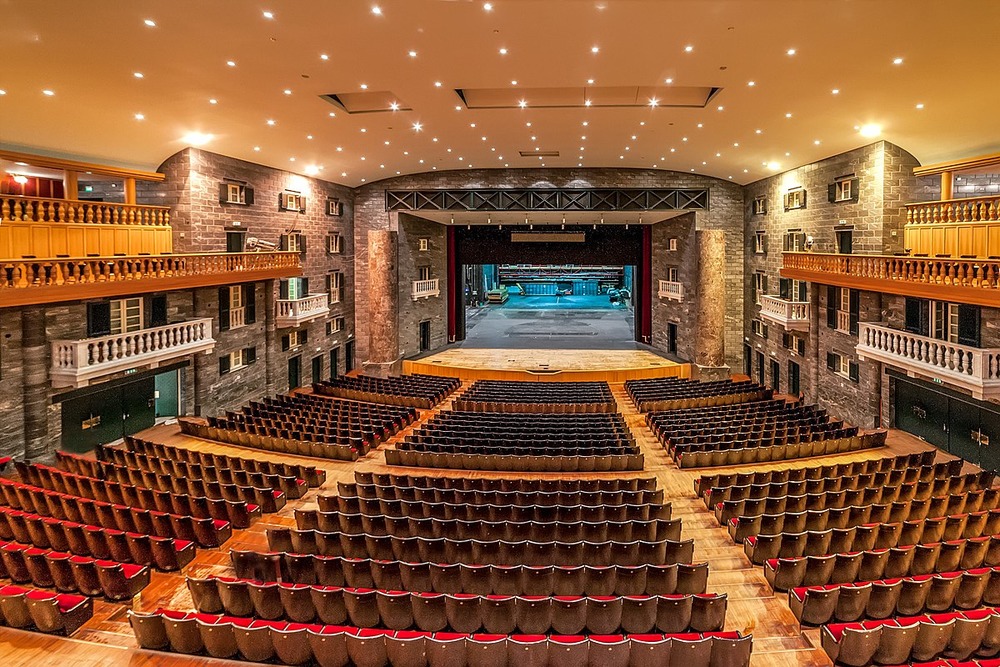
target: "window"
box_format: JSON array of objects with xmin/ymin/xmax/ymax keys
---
[
  {"xmin": 668, "ymin": 238, "xmax": 678, "ymax": 251},
  {"xmin": 783, "ymin": 188, "xmax": 806, "ymax": 211},
  {"xmin": 667, "ymin": 267, "xmax": 679, "ymax": 283},
  {"xmin": 281, "ymin": 329, "xmax": 308, "ymax": 351},
  {"xmin": 279, "ymin": 277, "xmax": 309, "ymax": 301},
  {"xmin": 754, "ymin": 231, "xmax": 767, "ymax": 254},
  {"xmin": 829, "ymin": 177, "xmax": 860, "ymax": 203},
  {"xmin": 219, "ymin": 346, "xmax": 257, "ymax": 375},
  {"xmin": 327, "ymin": 272, "xmax": 345, "ymax": 305},
  {"xmin": 418, "ymin": 266, "xmax": 432, "ymax": 282},
  {"xmin": 327, "ymin": 232, "xmax": 344, "ymax": 255},
  {"xmin": 826, "ymin": 286, "xmax": 858, "ymax": 335},
  {"xmin": 279, "ymin": 191, "xmax": 306, "ymax": 212},
  {"xmin": 788, "ymin": 360, "xmax": 801, "ymax": 396},
  {"xmin": 753, "ymin": 196, "xmax": 768, "ymax": 215},
  {"xmin": 280, "ymin": 232, "xmax": 305, "ymax": 254},
  {"xmin": 326, "ymin": 317, "xmax": 345, "ymax": 336},
  {"xmin": 826, "ymin": 350, "xmax": 859, "ymax": 382},
  {"xmin": 219, "ymin": 182, "xmax": 254, "ymax": 205},
  {"xmin": 110, "ymin": 298, "xmax": 143, "ymax": 334},
  {"xmin": 752, "ymin": 272, "xmax": 768, "ymax": 305},
  {"xmin": 783, "ymin": 231, "xmax": 807, "ymax": 252},
  {"xmin": 751, "ymin": 318, "xmax": 768, "ymax": 339},
  {"xmin": 418, "ymin": 238, "xmax": 430, "ymax": 252},
  {"xmin": 778, "ymin": 278, "xmax": 807, "ymax": 302},
  {"xmin": 782, "ymin": 332, "xmax": 806, "ymax": 356},
  {"xmin": 326, "ymin": 199, "xmax": 343, "ymax": 216},
  {"xmin": 932, "ymin": 302, "xmax": 981, "ymax": 347},
  {"xmin": 219, "ymin": 284, "xmax": 256, "ymax": 331}
]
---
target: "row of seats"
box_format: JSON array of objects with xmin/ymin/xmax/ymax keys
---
[
  {"xmin": 17, "ymin": 461, "xmax": 260, "ymax": 529},
  {"xmin": 625, "ymin": 377, "xmax": 770, "ymax": 412},
  {"xmin": 332, "ymin": 483, "xmax": 665, "ymax": 508},
  {"xmin": 715, "ymin": 472, "xmax": 992, "ymax": 524},
  {"xmin": 386, "ymin": 446, "xmax": 644, "ymax": 472},
  {"xmin": 129, "ymin": 609, "xmax": 752, "ymax": 667},
  {"xmin": 0, "ymin": 477, "xmax": 232, "ymax": 548},
  {"xmin": 454, "ymin": 380, "xmax": 615, "ymax": 413},
  {"xmin": 693, "ymin": 449, "xmax": 940, "ymax": 497},
  {"xmin": 182, "ymin": 417, "xmax": 359, "ymax": 461},
  {"xmin": 120, "ymin": 435, "xmax": 326, "ymax": 487},
  {"xmin": 55, "ymin": 454, "xmax": 287, "ymax": 514},
  {"xmin": 745, "ymin": 508, "xmax": 1000, "ymax": 564},
  {"xmin": 676, "ymin": 430, "xmax": 883, "ymax": 468},
  {"xmin": 821, "ymin": 607, "xmax": 1000, "ymax": 666},
  {"xmin": 0, "ymin": 538, "xmax": 149, "ymax": 601},
  {"xmin": 229, "ymin": 550, "xmax": 709, "ymax": 596},
  {"xmin": 728, "ymin": 488, "xmax": 1000, "ymax": 543},
  {"xmin": 0, "ymin": 584, "xmax": 91, "ymax": 635},
  {"xmin": 313, "ymin": 373, "xmax": 460, "ymax": 409},
  {"xmin": 765, "ymin": 533, "xmax": 1000, "ymax": 591},
  {"xmin": 701, "ymin": 458, "xmax": 968, "ymax": 508},
  {"xmin": 655, "ymin": 406, "xmax": 835, "ymax": 447},
  {"xmin": 90, "ymin": 447, "xmax": 307, "ymax": 499},
  {"xmin": 288, "ymin": 512, "xmax": 682, "ymax": 543},
  {"xmin": 264, "ymin": 529, "xmax": 695, "ymax": 567},
  {"xmin": 185, "ymin": 577, "xmax": 727, "ymax": 634},
  {"xmin": 789, "ymin": 566, "xmax": 1000, "ymax": 625},
  {"xmin": 0, "ymin": 505, "xmax": 195, "ymax": 571},
  {"xmin": 354, "ymin": 471, "xmax": 656, "ymax": 493}
]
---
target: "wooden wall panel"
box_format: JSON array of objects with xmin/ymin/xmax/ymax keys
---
[
  {"xmin": 906, "ymin": 222, "xmax": 1000, "ymax": 258},
  {"xmin": 0, "ymin": 222, "xmax": 173, "ymax": 259}
]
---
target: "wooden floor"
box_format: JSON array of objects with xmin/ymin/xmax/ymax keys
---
[{"xmin": 0, "ymin": 380, "xmax": 948, "ymax": 667}]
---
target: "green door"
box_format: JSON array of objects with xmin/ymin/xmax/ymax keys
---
[
  {"xmin": 155, "ymin": 370, "xmax": 179, "ymax": 417},
  {"xmin": 893, "ymin": 378, "xmax": 949, "ymax": 451},
  {"xmin": 122, "ymin": 376, "xmax": 156, "ymax": 439},
  {"xmin": 979, "ymin": 406, "xmax": 1000, "ymax": 472},
  {"xmin": 949, "ymin": 395, "xmax": 983, "ymax": 466},
  {"xmin": 60, "ymin": 376, "xmax": 156, "ymax": 453},
  {"xmin": 288, "ymin": 355, "xmax": 302, "ymax": 389}
]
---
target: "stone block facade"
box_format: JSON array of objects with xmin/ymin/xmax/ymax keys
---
[
  {"xmin": 397, "ymin": 214, "xmax": 448, "ymax": 358},
  {"xmin": 650, "ymin": 214, "xmax": 698, "ymax": 362}
]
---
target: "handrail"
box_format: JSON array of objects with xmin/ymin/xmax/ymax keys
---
[
  {"xmin": 782, "ymin": 252, "xmax": 1000, "ymax": 290},
  {"xmin": 657, "ymin": 280, "xmax": 684, "ymax": 301},
  {"xmin": 905, "ymin": 194, "xmax": 1000, "ymax": 224},
  {"xmin": 760, "ymin": 294, "xmax": 809, "ymax": 321},
  {"xmin": 1, "ymin": 195, "xmax": 171, "ymax": 226},
  {"xmin": 412, "ymin": 278, "xmax": 440, "ymax": 299}
]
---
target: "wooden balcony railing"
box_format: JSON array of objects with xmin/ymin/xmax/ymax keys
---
[
  {"xmin": 412, "ymin": 278, "xmax": 441, "ymax": 300},
  {"xmin": 275, "ymin": 294, "xmax": 330, "ymax": 328},
  {"xmin": 0, "ymin": 252, "xmax": 301, "ymax": 307},
  {"xmin": 857, "ymin": 322, "xmax": 1000, "ymax": 400},
  {"xmin": 51, "ymin": 318, "xmax": 215, "ymax": 388},
  {"xmin": 657, "ymin": 280, "xmax": 684, "ymax": 302},
  {"xmin": 2, "ymin": 195, "xmax": 171, "ymax": 226},
  {"xmin": 906, "ymin": 195, "xmax": 1000, "ymax": 224},
  {"xmin": 781, "ymin": 252, "xmax": 1000, "ymax": 308},
  {"xmin": 759, "ymin": 295, "xmax": 810, "ymax": 332}
]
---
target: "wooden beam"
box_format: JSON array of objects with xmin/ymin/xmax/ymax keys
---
[
  {"xmin": 0, "ymin": 149, "xmax": 165, "ymax": 182},
  {"xmin": 914, "ymin": 151, "xmax": 1000, "ymax": 177}
]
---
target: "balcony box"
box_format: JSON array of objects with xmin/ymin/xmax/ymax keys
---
[
  {"xmin": 412, "ymin": 278, "xmax": 440, "ymax": 300},
  {"xmin": 759, "ymin": 295, "xmax": 811, "ymax": 332},
  {"xmin": 657, "ymin": 280, "xmax": 684, "ymax": 302},
  {"xmin": 275, "ymin": 294, "xmax": 330, "ymax": 328}
]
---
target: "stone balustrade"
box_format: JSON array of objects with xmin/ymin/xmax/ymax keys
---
[
  {"xmin": 412, "ymin": 278, "xmax": 440, "ymax": 300},
  {"xmin": 276, "ymin": 294, "xmax": 330, "ymax": 328},
  {"xmin": 759, "ymin": 295, "xmax": 810, "ymax": 331},
  {"xmin": 657, "ymin": 280, "xmax": 684, "ymax": 302}
]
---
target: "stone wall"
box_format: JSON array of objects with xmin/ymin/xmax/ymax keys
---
[
  {"xmin": 397, "ymin": 214, "xmax": 448, "ymax": 358},
  {"xmin": 915, "ymin": 173, "xmax": 1000, "ymax": 202},
  {"xmin": 0, "ymin": 309, "xmax": 25, "ymax": 459},
  {"xmin": 650, "ymin": 214, "xmax": 698, "ymax": 362},
  {"xmin": 354, "ymin": 168, "xmax": 745, "ymax": 368}
]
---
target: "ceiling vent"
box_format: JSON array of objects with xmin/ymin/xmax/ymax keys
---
[
  {"xmin": 456, "ymin": 85, "xmax": 720, "ymax": 110},
  {"xmin": 321, "ymin": 91, "xmax": 411, "ymax": 114},
  {"xmin": 518, "ymin": 150, "xmax": 560, "ymax": 158}
]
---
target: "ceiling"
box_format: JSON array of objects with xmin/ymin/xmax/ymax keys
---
[{"xmin": 2, "ymin": 0, "xmax": 999, "ymax": 188}]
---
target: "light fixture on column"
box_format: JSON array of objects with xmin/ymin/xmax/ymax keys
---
[{"xmin": 450, "ymin": 215, "xmax": 454, "ymax": 225}]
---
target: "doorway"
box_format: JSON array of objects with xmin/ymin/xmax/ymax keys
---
[
  {"xmin": 788, "ymin": 360, "xmax": 801, "ymax": 397},
  {"xmin": 770, "ymin": 359, "xmax": 781, "ymax": 392},
  {"xmin": 288, "ymin": 355, "xmax": 302, "ymax": 390},
  {"xmin": 60, "ymin": 376, "xmax": 157, "ymax": 452},
  {"xmin": 345, "ymin": 341, "xmax": 355, "ymax": 372},
  {"xmin": 755, "ymin": 351, "xmax": 765, "ymax": 385},
  {"xmin": 311, "ymin": 355, "xmax": 323, "ymax": 385},
  {"xmin": 419, "ymin": 320, "xmax": 432, "ymax": 352},
  {"xmin": 329, "ymin": 347, "xmax": 340, "ymax": 380},
  {"xmin": 154, "ymin": 369, "xmax": 179, "ymax": 418}
]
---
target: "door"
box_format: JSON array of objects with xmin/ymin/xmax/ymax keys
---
[
  {"xmin": 788, "ymin": 360, "xmax": 801, "ymax": 397},
  {"xmin": 345, "ymin": 341, "xmax": 355, "ymax": 372},
  {"xmin": 743, "ymin": 344, "xmax": 753, "ymax": 377},
  {"xmin": 329, "ymin": 347, "xmax": 340, "ymax": 380},
  {"xmin": 288, "ymin": 355, "xmax": 302, "ymax": 390},
  {"xmin": 755, "ymin": 351, "xmax": 765, "ymax": 385},
  {"xmin": 893, "ymin": 377, "xmax": 949, "ymax": 450},
  {"xmin": 60, "ymin": 376, "xmax": 156, "ymax": 453},
  {"xmin": 949, "ymin": 395, "xmax": 983, "ymax": 465},
  {"xmin": 311, "ymin": 355, "xmax": 323, "ymax": 384},
  {"xmin": 836, "ymin": 230, "xmax": 853, "ymax": 254},
  {"xmin": 770, "ymin": 359, "xmax": 780, "ymax": 392},
  {"xmin": 419, "ymin": 321, "xmax": 431, "ymax": 352},
  {"xmin": 122, "ymin": 376, "xmax": 156, "ymax": 438},
  {"xmin": 666, "ymin": 323, "xmax": 678, "ymax": 355},
  {"xmin": 979, "ymin": 407, "xmax": 1000, "ymax": 472},
  {"xmin": 154, "ymin": 370, "xmax": 179, "ymax": 418}
]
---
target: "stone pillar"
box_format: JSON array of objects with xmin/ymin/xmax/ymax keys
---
[
  {"xmin": 693, "ymin": 229, "xmax": 730, "ymax": 380},
  {"xmin": 263, "ymin": 279, "xmax": 277, "ymax": 395},
  {"xmin": 22, "ymin": 306, "xmax": 50, "ymax": 460},
  {"xmin": 366, "ymin": 230, "xmax": 401, "ymax": 377}
]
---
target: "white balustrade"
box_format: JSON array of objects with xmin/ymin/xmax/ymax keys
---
[
  {"xmin": 276, "ymin": 294, "xmax": 331, "ymax": 327},
  {"xmin": 760, "ymin": 295, "xmax": 810, "ymax": 331},
  {"xmin": 657, "ymin": 280, "xmax": 684, "ymax": 301},
  {"xmin": 412, "ymin": 278, "xmax": 440, "ymax": 300},
  {"xmin": 50, "ymin": 318, "xmax": 215, "ymax": 388},
  {"xmin": 857, "ymin": 322, "xmax": 1000, "ymax": 400}
]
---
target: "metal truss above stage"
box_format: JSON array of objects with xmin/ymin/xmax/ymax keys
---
[{"xmin": 385, "ymin": 188, "xmax": 710, "ymax": 212}]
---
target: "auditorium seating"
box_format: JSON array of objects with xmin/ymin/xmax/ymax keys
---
[
  {"xmin": 181, "ymin": 392, "xmax": 417, "ymax": 460},
  {"xmin": 353, "ymin": 471, "xmax": 659, "ymax": 493},
  {"xmin": 626, "ymin": 377, "xmax": 772, "ymax": 412},
  {"xmin": 648, "ymin": 398, "xmax": 885, "ymax": 467},
  {"xmin": 821, "ymin": 607, "xmax": 1000, "ymax": 665},
  {"xmin": 313, "ymin": 373, "xmax": 460, "ymax": 409},
  {"xmin": 453, "ymin": 380, "xmax": 616, "ymax": 413},
  {"xmin": 0, "ymin": 585, "xmax": 92, "ymax": 635},
  {"xmin": 119, "ymin": 435, "xmax": 326, "ymax": 488},
  {"xmin": 387, "ymin": 411, "xmax": 642, "ymax": 472},
  {"xmin": 129, "ymin": 609, "xmax": 752, "ymax": 666},
  {"xmin": 0, "ymin": 477, "xmax": 232, "ymax": 548}
]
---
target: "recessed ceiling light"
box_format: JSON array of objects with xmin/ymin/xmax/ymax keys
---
[
  {"xmin": 915, "ymin": 103, "xmax": 925, "ymax": 109},
  {"xmin": 226, "ymin": 60, "xmax": 236, "ymax": 67},
  {"xmin": 371, "ymin": 5, "xmax": 383, "ymax": 15},
  {"xmin": 696, "ymin": 123, "xmax": 703, "ymax": 128},
  {"xmin": 499, "ymin": 48, "xmax": 508, "ymax": 55},
  {"xmin": 384, "ymin": 140, "xmax": 390, "ymax": 145},
  {"xmin": 859, "ymin": 123, "xmax": 881, "ymax": 137},
  {"xmin": 786, "ymin": 48, "xmax": 796, "ymax": 55},
  {"xmin": 717, "ymin": 106, "xmax": 724, "ymax": 111},
  {"xmin": 262, "ymin": 10, "xmax": 274, "ymax": 19},
  {"xmin": 582, "ymin": 121, "xmax": 588, "ymax": 126},
  {"xmin": 639, "ymin": 121, "xmax": 645, "ymax": 126},
  {"xmin": 755, "ymin": 129, "xmax": 762, "ymax": 134},
  {"xmin": 329, "ymin": 112, "xmax": 336, "ymax": 117},
  {"xmin": 526, "ymin": 122, "xmax": 532, "ymax": 126},
  {"xmin": 733, "ymin": 142, "xmax": 739, "ymax": 147},
  {"xmin": 581, "ymin": 135, "xmax": 587, "ymax": 140},
  {"xmin": 266, "ymin": 119, "xmax": 276, "ymax": 125},
  {"xmin": 682, "ymin": 137, "xmax": 688, "ymax": 141},
  {"xmin": 455, "ymin": 105, "xmax": 461, "ymax": 110},
  {"xmin": 307, "ymin": 135, "xmax": 313, "ymax": 139},
  {"xmin": 785, "ymin": 112, "xmax": 793, "ymax": 118},
  {"xmin": 360, "ymin": 84, "xmax": 368, "ymax": 90},
  {"xmin": 531, "ymin": 135, "xmax": 536, "ymax": 140},
  {"xmin": 133, "ymin": 72, "xmax": 144, "ymax": 79},
  {"xmin": 432, "ymin": 137, "xmax": 438, "ymax": 142},
  {"xmin": 748, "ymin": 80, "xmax": 756, "ymax": 86},
  {"xmin": 419, "ymin": 159, "xmax": 424, "ymax": 164},
  {"xmin": 649, "ymin": 98, "xmax": 659, "ymax": 107},
  {"xmin": 408, "ymin": 50, "xmax": 417, "ymax": 57},
  {"xmin": 684, "ymin": 45, "xmax": 693, "ymax": 52},
  {"xmin": 483, "ymin": 2, "xmax": 493, "ymax": 10},
  {"xmin": 412, "ymin": 122, "xmax": 423, "ymax": 131},
  {"xmin": 715, "ymin": 153, "xmax": 721, "ymax": 157},
  {"xmin": 591, "ymin": 46, "xmax": 600, "ymax": 53},
  {"xmin": 341, "ymin": 171, "xmax": 348, "ymax": 176},
  {"xmin": 304, "ymin": 165, "xmax": 320, "ymax": 176},
  {"xmin": 785, "ymin": 152, "xmax": 791, "ymax": 157},
  {"xmin": 182, "ymin": 131, "xmax": 212, "ymax": 146},
  {"xmin": 518, "ymin": 99, "xmax": 527, "ymax": 108},
  {"xmin": 743, "ymin": 169, "xmax": 749, "ymax": 173},
  {"xmin": 631, "ymin": 135, "xmax": 637, "ymax": 140},
  {"xmin": 587, "ymin": 78, "xmax": 594, "ymax": 84},
  {"xmin": 134, "ymin": 113, "xmax": 145, "ymax": 120},
  {"xmin": 390, "ymin": 101, "xmax": 400, "ymax": 110},
  {"xmin": 584, "ymin": 100, "xmax": 592, "ymax": 106},
  {"xmin": 670, "ymin": 148, "xmax": 675, "ymax": 152},
  {"xmin": 0, "ymin": 90, "xmax": 6, "ymax": 95},
  {"xmin": 511, "ymin": 80, "xmax": 518, "ymax": 85},
  {"xmin": 766, "ymin": 162, "xmax": 781, "ymax": 171},
  {"xmin": 42, "ymin": 89, "xmax": 54, "ymax": 96},
  {"xmin": 471, "ymin": 123, "xmax": 477, "ymax": 128},
  {"xmin": 380, "ymin": 164, "xmax": 385, "ymax": 168},
  {"xmin": 289, "ymin": 157, "xmax": 296, "ymax": 162},
  {"xmin": 284, "ymin": 89, "xmax": 292, "ymax": 95},
  {"xmin": 360, "ymin": 128, "xmax": 366, "ymax": 133},
  {"xmin": 144, "ymin": 19, "xmax": 156, "ymax": 26},
  {"xmin": 336, "ymin": 146, "xmax": 343, "ymax": 151},
  {"xmin": 253, "ymin": 146, "xmax": 260, "ymax": 151},
  {"xmin": 434, "ymin": 81, "xmax": 442, "ymax": 87},
  {"xmin": 321, "ymin": 54, "xmax": 329, "ymax": 60},
  {"xmin": 361, "ymin": 156, "xmax": 366, "ymax": 160},
  {"xmin": 832, "ymin": 88, "xmax": 840, "ymax": 95},
  {"xmin": 893, "ymin": 57, "xmax": 903, "ymax": 65},
  {"xmin": 665, "ymin": 78, "xmax": 673, "ymax": 84},
  {"xmin": 209, "ymin": 98, "xmax": 218, "ymax": 104}
]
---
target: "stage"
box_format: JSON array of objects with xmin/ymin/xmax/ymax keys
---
[{"xmin": 402, "ymin": 347, "xmax": 690, "ymax": 382}]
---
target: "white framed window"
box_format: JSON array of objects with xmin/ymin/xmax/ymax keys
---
[
  {"xmin": 784, "ymin": 231, "xmax": 807, "ymax": 252},
  {"xmin": 784, "ymin": 188, "xmax": 806, "ymax": 211},
  {"xmin": 327, "ymin": 317, "xmax": 345, "ymax": 336},
  {"xmin": 327, "ymin": 232, "xmax": 344, "ymax": 255},
  {"xmin": 753, "ymin": 272, "xmax": 767, "ymax": 305},
  {"xmin": 827, "ymin": 350, "xmax": 859, "ymax": 382},
  {"xmin": 326, "ymin": 199, "xmax": 343, "ymax": 216},
  {"xmin": 280, "ymin": 191, "xmax": 305, "ymax": 212},
  {"xmin": 932, "ymin": 302, "xmax": 960, "ymax": 343},
  {"xmin": 328, "ymin": 272, "xmax": 344, "ymax": 304},
  {"xmin": 286, "ymin": 330, "xmax": 306, "ymax": 349},
  {"xmin": 753, "ymin": 196, "xmax": 767, "ymax": 215},
  {"xmin": 110, "ymin": 298, "xmax": 143, "ymax": 334},
  {"xmin": 418, "ymin": 238, "xmax": 430, "ymax": 252},
  {"xmin": 835, "ymin": 180, "xmax": 852, "ymax": 202},
  {"xmin": 836, "ymin": 289, "xmax": 852, "ymax": 333},
  {"xmin": 668, "ymin": 238, "xmax": 678, "ymax": 251},
  {"xmin": 228, "ymin": 286, "xmax": 246, "ymax": 329},
  {"xmin": 751, "ymin": 318, "xmax": 768, "ymax": 339},
  {"xmin": 667, "ymin": 267, "xmax": 679, "ymax": 282},
  {"xmin": 831, "ymin": 177, "xmax": 860, "ymax": 203},
  {"xmin": 230, "ymin": 348, "xmax": 248, "ymax": 370},
  {"xmin": 286, "ymin": 233, "xmax": 302, "ymax": 253},
  {"xmin": 754, "ymin": 231, "xmax": 767, "ymax": 254},
  {"xmin": 220, "ymin": 182, "xmax": 253, "ymax": 205},
  {"xmin": 418, "ymin": 266, "xmax": 432, "ymax": 281}
]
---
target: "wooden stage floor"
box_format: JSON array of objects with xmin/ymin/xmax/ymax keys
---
[{"xmin": 0, "ymin": 380, "xmax": 949, "ymax": 667}]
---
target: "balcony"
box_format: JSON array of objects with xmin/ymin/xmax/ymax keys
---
[
  {"xmin": 658, "ymin": 280, "xmax": 684, "ymax": 302},
  {"xmin": 857, "ymin": 322, "xmax": 1000, "ymax": 400},
  {"xmin": 906, "ymin": 195, "xmax": 1000, "ymax": 225},
  {"xmin": 1, "ymin": 195, "xmax": 171, "ymax": 226},
  {"xmin": 759, "ymin": 295, "xmax": 810, "ymax": 331},
  {"xmin": 780, "ymin": 252, "xmax": 1000, "ymax": 309},
  {"xmin": 51, "ymin": 318, "xmax": 215, "ymax": 388},
  {"xmin": 905, "ymin": 195, "xmax": 1000, "ymax": 257},
  {"xmin": 276, "ymin": 294, "xmax": 330, "ymax": 328},
  {"xmin": 412, "ymin": 278, "xmax": 440, "ymax": 300},
  {"xmin": 0, "ymin": 252, "xmax": 301, "ymax": 307}
]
